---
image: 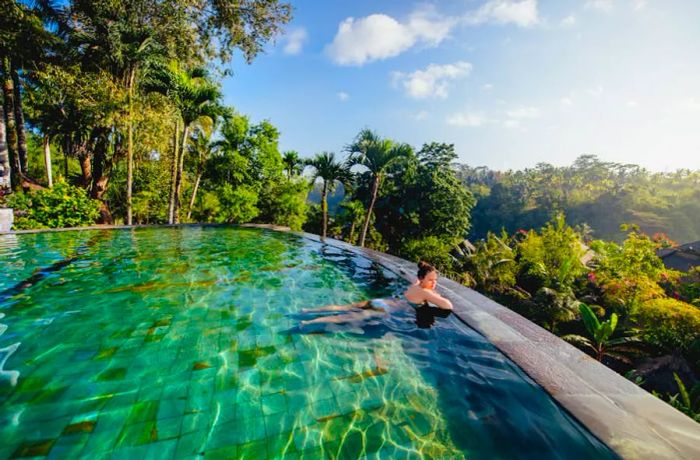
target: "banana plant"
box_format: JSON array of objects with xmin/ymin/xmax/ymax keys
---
[
  {"xmin": 664, "ymin": 373, "xmax": 700, "ymax": 422},
  {"xmin": 563, "ymin": 304, "xmax": 641, "ymax": 364}
]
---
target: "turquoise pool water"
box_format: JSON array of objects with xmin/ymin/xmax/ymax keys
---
[{"xmin": 0, "ymin": 227, "xmax": 617, "ymax": 459}]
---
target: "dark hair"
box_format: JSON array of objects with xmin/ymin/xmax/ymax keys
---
[{"xmin": 417, "ymin": 261, "xmax": 436, "ymax": 279}]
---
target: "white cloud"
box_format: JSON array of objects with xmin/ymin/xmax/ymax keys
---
[
  {"xmin": 326, "ymin": 9, "xmax": 455, "ymax": 66},
  {"xmin": 632, "ymin": 0, "xmax": 647, "ymax": 11},
  {"xmin": 560, "ymin": 96, "xmax": 573, "ymax": 107},
  {"xmin": 585, "ymin": 0, "xmax": 613, "ymax": 12},
  {"xmin": 283, "ymin": 27, "xmax": 307, "ymax": 55},
  {"xmin": 560, "ymin": 15, "xmax": 576, "ymax": 28},
  {"xmin": 337, "ymin": 91, "xmax": 349, "ymax": 102},
  {"xmin": 482, "ymin": 83, "xmax": 494, "ymax": 91},
  {"xmin": 446, "ymin": 111, "xmax": 486, "ymax": 127},
  {"xmin": 465, "ymin": 0, "xmax": 539, "ymax": 28},
  {"xmin": 393, "ymin": 61, "xmax": 472, "ymax": 99},
  {"xmin": 506, "ymin": 106, "xmax": 541, "ymax": 119}
]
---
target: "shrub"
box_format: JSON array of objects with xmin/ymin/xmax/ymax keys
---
[
  {"xmin": 7, "ymin": 180, "xmax": 101, "ymax": 229},
  {"xmin": 636, "ymin": 298, "xmax": 700, "ymax": 352},
  {"xmin": 400, "ymin": 236, "xmax": 455, "ymax": 275},
  {"xmin": 517, "ymin": 213, "xmax": 586, "ymax": 292}
]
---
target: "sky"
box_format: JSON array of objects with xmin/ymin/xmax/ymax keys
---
[{"xmin": 222, "ymin": 0, "xmax": 700, "ymax": 171}]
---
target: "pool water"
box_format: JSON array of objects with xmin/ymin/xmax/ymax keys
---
[{"xmin": 0, "ymin": 227, "xmax": 617, "ymax": 459}]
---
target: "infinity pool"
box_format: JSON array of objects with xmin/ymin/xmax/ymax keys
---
[{"xmin": 0, "ymin": 227, "xmax": 617, "ymax": 459}]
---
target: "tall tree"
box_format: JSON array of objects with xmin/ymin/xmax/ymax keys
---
[
  {"xmin": 145, "ymin": 62, "xmax": 222, "ymax": 223},
  {"xmin": 282, "ymin": 150, "xmax": 302, "ymax": 179},
  {"xmin": 186, "ymin": 128, "xmax": 216, "ymax": 220},
  {"xmin": 305, "ymin": 152, "xmax": 351, "ymax": 239},
  {"xmin": 347, "ymin": 129, "xmax": 412, "ymax": 247}
]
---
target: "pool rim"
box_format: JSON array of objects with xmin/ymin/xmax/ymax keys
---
[{"xmin": 2, "ymin": 223, "xmax": 700, "ymax": 459}]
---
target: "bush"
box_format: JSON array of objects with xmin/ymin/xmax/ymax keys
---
[
  {"xmin": 637, "ymin": 298, "xmax": 700, "ymax": 352},
  {"xmin": 6, "ymin": 180, "xmax": 101, "ymax": 229},
  {"xmin": 400, "ymin": 236, "xmax": 455, "ymax": 275}
]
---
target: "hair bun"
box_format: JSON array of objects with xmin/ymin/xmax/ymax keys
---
[{"xmin": 418, "ymin": 260, "xmax": 430, "ymax": 270}]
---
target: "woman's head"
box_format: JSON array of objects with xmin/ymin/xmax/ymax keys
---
[{"xmin": 417, "ymin": 261, "xmax": 437, "ymax": 289}]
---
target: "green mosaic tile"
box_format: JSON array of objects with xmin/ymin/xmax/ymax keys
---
[
  {"xmin": 155, "ymin": 416, "xmax": 182, "ymax": 440},
  {"xmin": 143, "ymin": 438, "xmax": 178, "ymax": 460},
  {"xmin": 115, "ymin": 420, "xmax": 158, "ymax": 447},
  {"xmin": 97, "ymin": 367, "xmax": 128, "ymax": 382},
  {"xmin": 10, "ymin": 439, "xmax": 56, "ymax": 458},
  {"xmin": 126, "ymin": 400, "xmax": 159, "ymax": 424},
  {"xmin": 236, "ymin": 439, "xmax": 268, "ymax": 459},
  {"xmin": 204, "ymin": 444, "xmax": 238, "ymax": 460}
]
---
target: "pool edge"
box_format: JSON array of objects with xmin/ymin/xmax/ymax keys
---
[{"xmin": 256, "ymin": 226, "xmax": 700, "ymax": 460}]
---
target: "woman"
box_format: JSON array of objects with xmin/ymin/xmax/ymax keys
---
[{"xmin": 300, "ymin": 261, "xmax": 453, "ymax": 325}]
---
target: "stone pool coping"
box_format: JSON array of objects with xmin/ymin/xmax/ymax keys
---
[{"xmin": 3, "ymin": 223, "xmax": 700, "ymax": 459}]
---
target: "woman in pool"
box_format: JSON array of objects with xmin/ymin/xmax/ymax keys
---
[{"xmin": 300, "ymin": 261, "xmax": 453, "ymax": 325}]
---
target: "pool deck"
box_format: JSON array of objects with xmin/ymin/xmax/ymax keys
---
[{"xmin": 4, "ymin": 223, "xmax": 700, "ymax": 459}]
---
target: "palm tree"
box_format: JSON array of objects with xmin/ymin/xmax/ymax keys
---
[
  {"xmin": 305, "ymin": 152, "xmax": 350, "ymax": 239},
  {"xmin": 186, "ymin": 128, "xmax": 216, "ymax": 221},
  {"xmin": 145, "ymin": 62, "xmax": 222, "ymax": 223},
  {"xmin": 347, "ymin": 129, "xmax": 413, "ymax": 247},
  {"xmin": 282, "ymin": 151, "xmax": 302, "ymax": 179}
]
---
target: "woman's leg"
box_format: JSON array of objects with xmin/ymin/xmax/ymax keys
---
[
  {"xmin": 300, "ymin": 309, "xmax": 378, "ymax": 325},
  {"xmin": 302, "ymin": 300, "xmax": 370, "ymax": 313}
]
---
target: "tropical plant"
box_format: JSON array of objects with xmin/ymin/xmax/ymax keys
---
[
  {"xmin": 462, "ymin": 231, "xmax": 517, "ymax": 292},
  {"xmin": 305, "ymin": 152, "xmax": 351, "ymax": 238},
  {"xmin": 282, "ymin": 150, "xmax": 303, "ymax": 179},
  {"xmin": 658, "ymin": 373, "xmax": 700, "ymax": 422},
  {"xmin": 347, "ymin": 129, "xmax": 412, "ymax": 247},
  {"xmin": 185, "ymin": 128, "xmax": 217, "ymax": 220},
  {"xmin": 145, "ymin": 61, "xmax": 222, "ymax": 223},
  {"xmin": 563, "ymin": 304, "xmax": 641, "ymax": 365},
  {"xmin": 7, "ymin": 179, "xmax": 100, "ymax": 229},
  {"xmin": 636, "ymin": 298, "xmax": 700, "ymax": 353}
]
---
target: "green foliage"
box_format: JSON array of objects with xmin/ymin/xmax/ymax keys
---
[
  {"xmin": 562, "ymin": 304, "xmax": 641, "ymax": 365},
  {"xmin": 7, "ymin": 180, "xmax": 101, "ymax": 229},
  {"xmin": 591, "ymin": 230, "xmax": 668, "ymax": 315},
  {"xmin": 194, "ymin": 184, "xmax": 259, "ymax": 223},
  {"xmin": 462, "ymin": 231, "xmax": 517, "ymax": 291},
  {"xmin": 459, "ymin": 155, "xmax": 700, "ymax": 244},
  {"xmin": 656, "ymin": 373, "xmax": 700, "ymax": 422},
  {"xmin": 517, "ymin": 213, "xmax": 586, "ymax": 292},
  {"xmin": 637, "ymin": 298, "xmax": 700, "ymax": 353},
  {"xmin": 400, "ymin": 236, "xmax": 455, "ymax": 275},
  {"xmin": 259, "ymin": 179, "xmax": 309, "ymax": 231}
]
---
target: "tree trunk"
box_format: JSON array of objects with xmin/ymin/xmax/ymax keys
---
[
  {"xmin": 63, "ymin": 136, "xmax": 69, "ymax": 178},
  {"xmin": 174, "ymin": 124, "xmax": 189, "ymax": 224},
  {"xmin": 2, "ymin": 56, "xmax": 20, "ymax": 185},
  {"xmin": 11, "ymin": 64, "xmax": 27, "ymax": 174},
  {"xmin": 186, "ymin": 172, "xmax": 202, "ymax": 221},
  {"xmin": 321, "ymin": 180, "xmax": 328, "ymax": 239},
  {"xmin": 78, "ymin": 150, "xmax": 92, "ymax": 188},
  {"xmin": 126, "ymin": 68, "xmax": 135, "ymax": 225},
  {"xmin": 168, "ymin": 120, "xmax": 179, "ymax": 224},
  {"xmin": 359, "ymin": 175, "xmax": 380, "ymax": 247},
  {"xmin": 0, "ymin": 105, "xmax": 10, "ymax": 191},
  {"xmin": 91, "ymin": 130, "xmax": 115, "ymax": 224},
  {"xmin": 43, "ymin": 134, "xmax": 52, "ymax": 187}
]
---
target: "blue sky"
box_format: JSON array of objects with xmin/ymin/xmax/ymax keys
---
[{"xmin": 222, "ymin": 0, "xmax": 700, "ymax": 171}]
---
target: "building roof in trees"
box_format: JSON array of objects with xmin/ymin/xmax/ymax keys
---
[{"xmin": 657, "ymin": 241, "xmax": 700, "ymax": 272}]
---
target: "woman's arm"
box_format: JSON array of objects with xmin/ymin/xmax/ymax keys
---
[{"xmin": 422, "ymin": 290, "xmax": 453, "ymax": 310}]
